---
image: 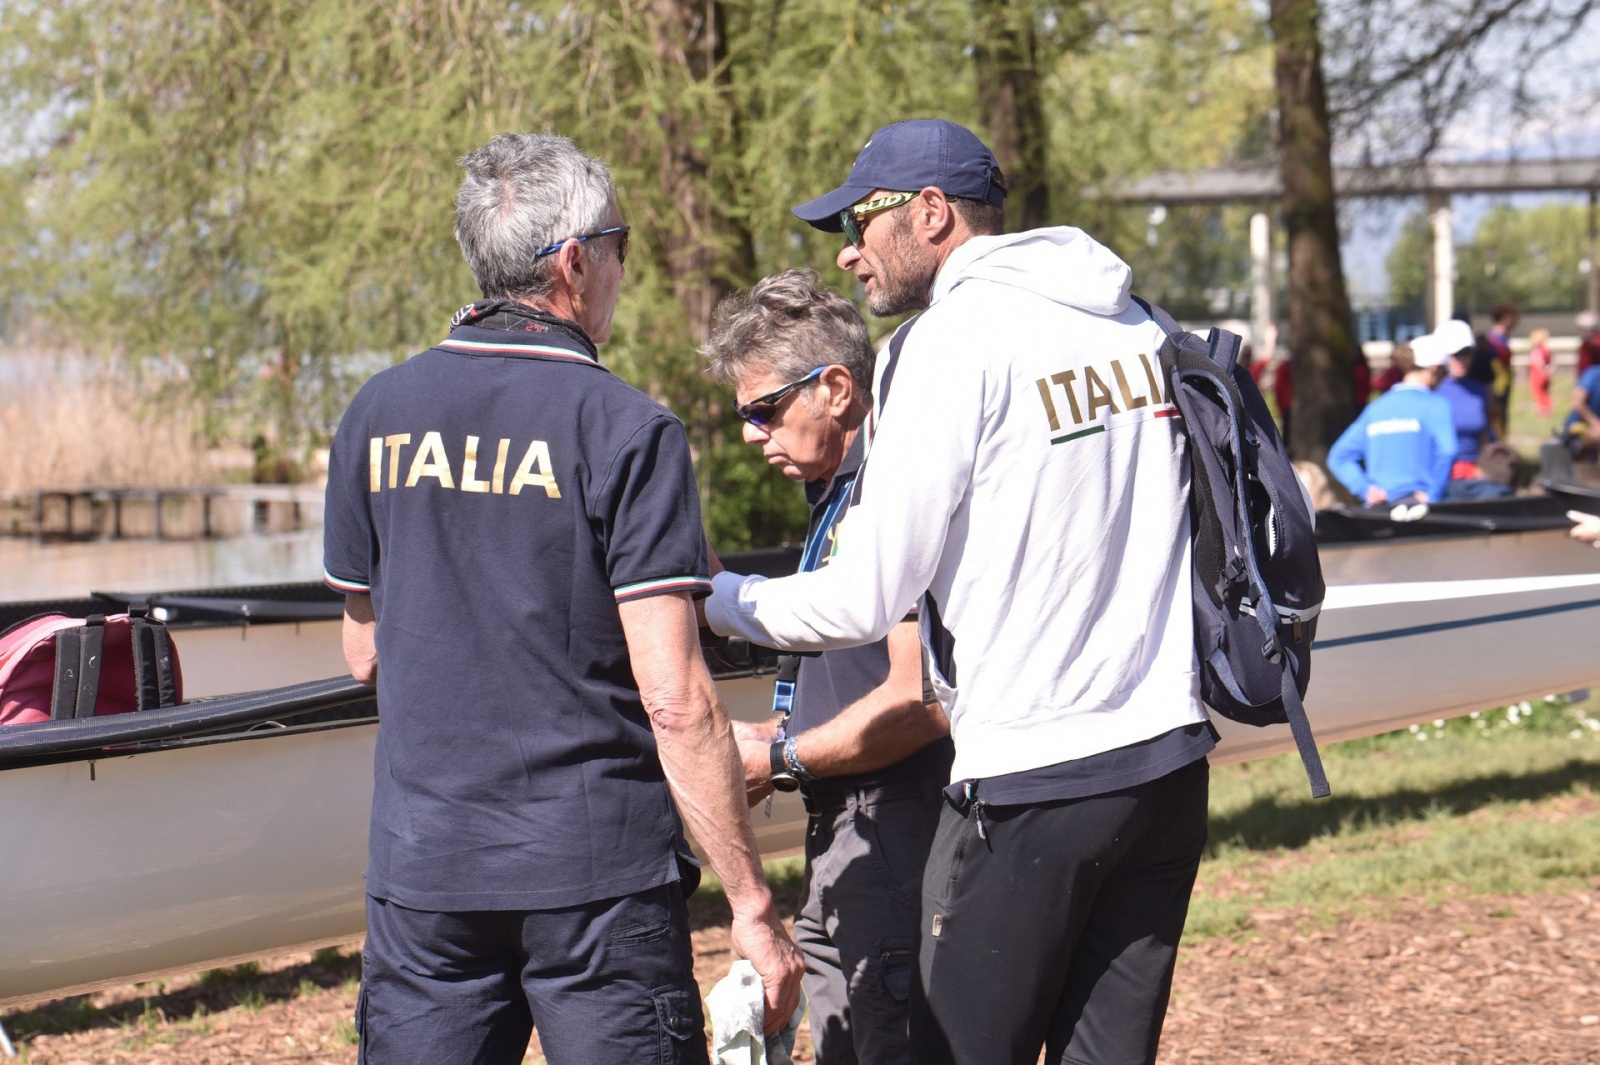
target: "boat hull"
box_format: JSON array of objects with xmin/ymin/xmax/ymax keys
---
[
  {"xmin": 1, "ymin": 724, "xmax": 373, "ymax": 1009},
  {"xmin": 5, "ymin": 558, "xmax": 1600, "ymax": 1009}
]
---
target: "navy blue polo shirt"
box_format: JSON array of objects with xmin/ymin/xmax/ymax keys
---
[
  {"xmin": 323, "ymin": 306, "xmax": 709, "ymax": 911},
  {"xmin": 788, "ymin": 433, "xmax": 954, "ymax": 788}
]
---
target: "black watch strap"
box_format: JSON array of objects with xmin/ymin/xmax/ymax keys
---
[{"xmin": 769, "ymin": 740, "xmax": 800, "ymax": 791}]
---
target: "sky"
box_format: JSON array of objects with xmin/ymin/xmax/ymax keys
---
[{"xmin": 1338, "ymin": 12, "xmax": 1600, "ymax": 303}]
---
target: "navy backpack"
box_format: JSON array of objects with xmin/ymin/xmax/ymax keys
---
[{"xmin": 1135, "ymin": 297, "xmax": 1330, "ymax": 798}]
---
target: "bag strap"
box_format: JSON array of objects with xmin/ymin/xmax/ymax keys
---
[
  {"xmin": 1280, "ymin": 653, "xmax": 1331, "ymax": 798},
  {"xmin": 130, "ymin": 616, "xmax": 179, "ymax": 710},
  {"xmin": 1134, "ymin": 294, "xmax": 1244, "ymax": 371},
  {"xmin": 51, "ymin": 615, "xmax": 107, "ymax": 720}
]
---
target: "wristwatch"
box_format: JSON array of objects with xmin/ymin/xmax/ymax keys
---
[{"xmin": 768, "ymin": 741, "xmax": 800, "ymax": 792}]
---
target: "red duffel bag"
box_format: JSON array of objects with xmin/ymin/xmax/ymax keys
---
[{"xmin": 0, "ymin": 612, "xmax": 183, "ymax": 727}]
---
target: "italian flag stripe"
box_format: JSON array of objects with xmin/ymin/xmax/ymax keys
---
[{"xmin": 439, "ymin": 339, "xmax": 596, "ymax": 363}]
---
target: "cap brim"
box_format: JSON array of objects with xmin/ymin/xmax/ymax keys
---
[{"xmin": 791, "ymin": 184, "xmax": 878, "ymax": 232}]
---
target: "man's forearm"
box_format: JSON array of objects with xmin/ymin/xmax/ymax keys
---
[
  {"xmin": 790, "ymin": 689, "xmax": 947, "ymax": 778},
  {"xmin": 651, "ymin": 685, "xmax": 775, "ymax": 912},
  {"xmin": 769, "ymin": 621, "xmax": 948, "ymax": 781},
  {"xmin": 619, "ymin": 594, "xmax": 774, "ymax": 916}
]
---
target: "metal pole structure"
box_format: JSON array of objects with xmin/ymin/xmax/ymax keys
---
[
  {"xmin": 1429, "ymin": 193, "xmax": 1455, "ymax": 330},
  {"xmin": 0, "ymin": 1017, "xmax": 16, "ymax": 1057},
  {"xmin": 1588, "ymin": 187, "xmax": 1598, "ymax": 320},
  {"xmin": 1250, "ymin": 211, "xmax": 1275, "ymax": 359}
]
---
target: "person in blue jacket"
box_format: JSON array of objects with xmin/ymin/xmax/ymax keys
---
[{"xmin": 1328, "ymin": 329, "xmax": 1457, "ymax": 506}]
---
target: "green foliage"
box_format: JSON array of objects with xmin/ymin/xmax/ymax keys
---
[
  {"xmin": 1458, "ymin": 202, "xmax": 1594, "ymax": 315},
  {"xmin": 0, "ymin": 0, "xmax": 1280, "ymax": 544},
  {"xmin": 1387, "ymin": 202, "xmax": 1592, "ymax": 315},
  {"xmin": 1384, "ymin": 209, "xmax": 1434, "ymax": 312}
]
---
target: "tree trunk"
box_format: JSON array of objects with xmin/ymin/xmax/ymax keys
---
[
  {"xmin": 647, "ymin": 0, "xmax": 754, "ymax": 347},
  {"xmin": 1270, "ymin": 0, "xmax": 1357, "ymax": 467},
  {"xmin": 973, "ymin": 0, "xmax": 1050, "ymax": 231}
]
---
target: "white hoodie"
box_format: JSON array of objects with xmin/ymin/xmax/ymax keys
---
[{"xmin": 707, "ymin": 227, "xmax": 1204, "ymax": 781}]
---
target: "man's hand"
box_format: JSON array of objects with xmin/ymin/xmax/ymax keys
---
[
  {"xmin": 731, "ymin": 718, "xmax": 779, "ymax": 805},
  {"xmin": 1365, "ymin": 484, "xmax": 1388, "ymax": 507},
  {"xmin": 1568, "ymin": 510, "xmax": 1600, "ymax": 544},
  {"xmin": 735, "ymin": 734, "xmax": 776, "ymax": 806},
  {"xmin": 730, "ymin": 904, "xmax": 806, "ymax": 1037}
]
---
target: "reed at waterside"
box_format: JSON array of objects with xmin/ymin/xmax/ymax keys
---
[{"xmin": 0, "ymin": 352, "xmax": 214, "ymax": 498}]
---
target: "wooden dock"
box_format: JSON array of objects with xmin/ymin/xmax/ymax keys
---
[{"xmin": 5, "ymin": 484, "xmax": 324, "ymax": 541}]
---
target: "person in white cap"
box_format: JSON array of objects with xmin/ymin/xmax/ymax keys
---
[{"xmin": 1328, "ymin": 327, "xmax": 1458, "ymax": 507}]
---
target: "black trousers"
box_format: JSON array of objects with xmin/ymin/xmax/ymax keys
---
[{"xmin": 912, "ymin": 758, "xmax": 1209, "ymax": 1065}]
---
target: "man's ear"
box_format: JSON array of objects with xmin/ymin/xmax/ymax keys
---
[
  {"xmin": 551, "ymin": 239, "xmax": 588, "ymax": 295},
  {"xmin": 819, "ymin": 364, "xmax": 857, "ymax": 417},
  {"xmin": 915, "ymin": 186, "xmax": 956, "ymax": 240}
]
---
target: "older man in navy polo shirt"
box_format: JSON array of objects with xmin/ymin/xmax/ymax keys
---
[
  {"xmin": 324, "ymin": 132, "xmax": 801, "ymax": 1064},
  {"xmin": 703, "ymin": 268, "xmax": 953, "ymax": 1065}
]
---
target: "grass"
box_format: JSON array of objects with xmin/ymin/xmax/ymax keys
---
[
  {"xmin": 691, "ymin": 697, "xmax": 1600, "ymax": 948},
  {"xmin": 688, "ymin": 853, "xmax": 808, "ymax": 929},
  {"xmin": 1505, "ymin": 364, "xmax": 1575, "ymax": 455},
  {"xmin": 1, "ymin": 946, "xmax": 362, "ymax": 1045},
  {"xmin": 1188, "ymin": 693, "xmax": 1600, "ymax": 939}
]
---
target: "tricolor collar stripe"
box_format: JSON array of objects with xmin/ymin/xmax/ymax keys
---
[
  {"xmin": 439, "ymin": 338, "xmax": 598, "ymax": 363},
  {"xmin": 614, "ymin": 575, "xmax": 712, "ymax": 600}
]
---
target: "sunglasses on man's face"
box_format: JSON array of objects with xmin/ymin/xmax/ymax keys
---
[
  {"xmin": 736, "ymin": 365, "xmax": 829, "ymax": 427},
  {"xmin": 533, "ymin": 225, "xmax": 631, "ymax": 266},
  {"xmin": 838, "ymin": 192, "xmax": 916, "ymax": 249}
]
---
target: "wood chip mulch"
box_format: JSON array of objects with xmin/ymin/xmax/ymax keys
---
[
  {"xmin": 9, "ymin": 891, "xmax": 1597, "ymax": 1063},
  {"xmin": 1160, "ymin": 891, "xmax": 1600, "ymax": 1064}
]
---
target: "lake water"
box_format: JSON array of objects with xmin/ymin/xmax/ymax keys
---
[{"xmin": 0, "ymin": 528, "xmax": 325, "ymax": 602}]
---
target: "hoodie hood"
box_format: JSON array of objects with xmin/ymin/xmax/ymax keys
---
[{"xmin": 929, "ymin": 227, "xmax": 1133, "ymax": 317}]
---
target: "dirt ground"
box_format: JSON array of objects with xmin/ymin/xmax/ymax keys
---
[{"xmin": 10, "ymin": 887, "xmax": 1598, "ymax": 1064}]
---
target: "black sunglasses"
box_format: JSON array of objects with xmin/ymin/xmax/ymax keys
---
[
  {"xmin": 533, "ymin": 225, "xmax": 630, "ymax": 265},
  {"xmin": 736, "ymin": 365, "xmax": 828, "ymax": 427}
]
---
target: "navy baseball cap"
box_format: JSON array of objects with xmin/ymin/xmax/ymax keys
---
[{"xmin": 792, "ymin": 119, "xmax": 1007, "ymax": 233}]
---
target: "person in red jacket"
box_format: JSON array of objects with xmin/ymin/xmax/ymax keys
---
[
  {"xmin": 1528, "ymin": 327, "xmax": 1554, "ymax": 417},
  {"xmin": 1272, "ymin": 345, "xmax": 1373, "ymax": 443}
]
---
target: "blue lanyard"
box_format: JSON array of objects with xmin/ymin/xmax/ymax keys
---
[{"xmin": 771, "ymin": 471, "xmax": 858, "ymax": 719}]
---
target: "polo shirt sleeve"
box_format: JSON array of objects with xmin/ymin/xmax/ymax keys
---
[
  {"xmin": 596, "ymin": 413, "xmax": 712, "ymax": 604},
  {"xmin": 322, "ymin": 396, "xmax": 377, "ymax": 595}
]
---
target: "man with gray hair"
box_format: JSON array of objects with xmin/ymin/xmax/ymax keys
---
[
  {"xmin": 703, "ymin": 269, "xmax": 952, "ymax": 1065},
  {"xmin": 324, "ymin": 131, "xmax": 801, "ymax": 1064}
]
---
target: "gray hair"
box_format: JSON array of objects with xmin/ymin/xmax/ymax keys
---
[
  {"xmin": 703, "ymin": 269, "xmax": 875, "ymax": 400},
  {"xmin": 454, "ymin": 132, "xmax": 615, "ymax": 301}
]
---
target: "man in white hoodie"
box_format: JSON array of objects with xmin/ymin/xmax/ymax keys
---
[{"xmin": 704, "ymin": 119, "xmax": 1213, "ymax": 1064}]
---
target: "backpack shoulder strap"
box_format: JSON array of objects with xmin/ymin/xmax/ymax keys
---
[
  {"xmin": 1133, "ymin": 294, "xmax": 1244, "ymax": 372},
  {"xmin": 51, "ymin": 615, "xmax": 107, "ymax": 720},
  {"xmin": 130, "ymin": 615, "xmax": 180, "ymax": 710}
]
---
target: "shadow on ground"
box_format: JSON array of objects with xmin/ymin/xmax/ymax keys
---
[
  {"xmin": 1208, "ymin": 758, "xmax": 1600, "ymax": 854},
  {"xmin": 4, "ymin": 947, "xmax": 362, "ymax": 1041}
]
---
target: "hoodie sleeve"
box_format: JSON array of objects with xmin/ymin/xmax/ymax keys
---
[
  {"xmin": 1327, "ymin": 409, "xmax": 1372, "ymax": 498},
  {"xmin": 705, "ymin": 311, "xmax": 981, "ymax": 651}
]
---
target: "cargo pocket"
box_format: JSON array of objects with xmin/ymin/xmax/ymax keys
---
[
  {"xmin": 880, "ymin": 947, "xmax": 912, "ymax": 1005},
  {"xmin": 652, "ymin": 978, "xmax": 704, "ymax": 1064}
]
